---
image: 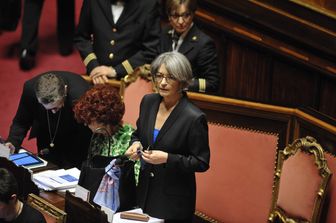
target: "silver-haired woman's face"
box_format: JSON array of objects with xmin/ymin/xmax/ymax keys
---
[{"xmin": 154, "ymin": 64, "xmax": 181, "ymax": 98}]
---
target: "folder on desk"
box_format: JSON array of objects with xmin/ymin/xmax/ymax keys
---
[{"xmin": 33, "ymin": 168, "xmax": 80, "ymax": 191}]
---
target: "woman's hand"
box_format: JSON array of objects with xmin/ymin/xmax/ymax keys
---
[
  {"xmin": 125, "ymin": 142, "xmax": 142, "ymax": 161},
  {"xmin": 141, "ymin": 150, "xmax": 168, "ymax": 165}
]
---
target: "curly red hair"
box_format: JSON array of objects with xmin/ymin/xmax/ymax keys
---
[{"xmin": 73, "ymin": 84, "xmax": 124, "ymax": 128}]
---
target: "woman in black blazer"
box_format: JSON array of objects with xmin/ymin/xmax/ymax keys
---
[{"xmin": 126, "ymin": 51, "xmax": 210, "ymax": 222}]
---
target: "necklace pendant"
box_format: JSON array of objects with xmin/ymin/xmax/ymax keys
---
[{"xmin": 50, "ymin": 143, "xmax": 54, "ymax": 148}]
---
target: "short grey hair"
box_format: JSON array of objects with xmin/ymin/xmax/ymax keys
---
[
  {"xmin": 151, "ymin": 51, "xmax": 193, "ymax": 89},
  {"xmin": 35, "ymin": 73, "xmax": 66, "ymax": 104}
]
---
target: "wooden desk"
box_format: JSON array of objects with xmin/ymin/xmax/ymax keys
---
[{"xmin": 40, "ymin": 191, "xmax": 66, "ymax": 210}]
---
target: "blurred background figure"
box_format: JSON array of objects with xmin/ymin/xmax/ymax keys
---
[
  {"xmin": 0, "ymin": 168, "xmax": 46, "ymax": 223},
  {"xmin": 160, "ymin": 0, "xmax": 219, "ymax": 93},
  {"xmin": 6, "ymin": 71, "xmax": 91, "ymax": 168},
  {"xmin": 126, "ymin": 52, "xmax": 210, "ymax": 222},
  {"xmin": 74, "ymin": 0, "xmax": 160, "ymax": 84},
  {"xmin": 19, "ymin": 0, "xmax": 75, "ymax": 71}
]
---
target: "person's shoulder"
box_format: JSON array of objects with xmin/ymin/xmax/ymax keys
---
[
  {"xmin": 20, "ymin": 203, "xmax": 46, "ymax": 223},
  {"xmin": 143, "ymin": 93, "xmax": 160, "ymax": 102},
  {"xmin": 183, "ymin": 96, "xmax": 205, "ymax": 118},
  {"xmin": 190, "ymin": 25, "xmax": 214, "ymax": 44}
]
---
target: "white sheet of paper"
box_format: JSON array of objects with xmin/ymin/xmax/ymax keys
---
[
  {"xmin": 0, "ymin": 143, "xmax": 10, "ymax": 158},
  {"xmin": 74, "ymin": 185, "xmax": 90, "ymax": 202}
]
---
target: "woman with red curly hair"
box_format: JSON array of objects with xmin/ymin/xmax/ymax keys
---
[{"xmin": 73, "ymin": 84, "xmax": 139, "ymax": 178}]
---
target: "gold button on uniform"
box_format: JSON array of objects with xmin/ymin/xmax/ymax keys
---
[
  {"xmin": 109, "ymin": 53, "xmax": 114, "ymax": 59},
  {"xmin": 150, "ymin": 172, "xmax": 154, "ymax": 178},
  {"xmin": 112, "ymin": 28, "xmax": 117, "ymax": 32},
  {"xmin": 110, "ymin": 40, "xmax": 115, "ymax": 45}
]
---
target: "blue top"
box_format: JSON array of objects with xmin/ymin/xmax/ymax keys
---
[{"xmin": 153, "ymin": 129, "xmax": 159, "ymax": 143}]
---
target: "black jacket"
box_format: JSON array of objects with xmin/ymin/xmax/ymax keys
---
[
  {"xmin": 160, "ymin": 25, "xmax": 220, "ymax": 93},
  {"xmin": 7, "ymin": 71, "xmax": 91, "ymax": 168},
  {"xmin": 75, "ymin": 0, "xmax": 160, "ymax": 78},
  {"xmin": 131, "ymin": 93, "xmax": 210, "ymax": 220}
]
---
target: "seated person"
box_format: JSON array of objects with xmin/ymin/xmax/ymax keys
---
[
  {"xmin": 73, "ymin": 84, "xmax": 139, "ymax": 181},
  {"xmin": 6, "ymin": 71, "xmax": 91, "ymax": 168},
  {"xmin": 160, "ymin": 0, "xmax": 220, "ymax": 93},
  {"xmin": 0, "ymin": 168, "xmax": 46, "ymax": 223}
]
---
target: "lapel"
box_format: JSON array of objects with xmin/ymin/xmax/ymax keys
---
[
  {"xmin": 178, "ymin": 25, "xmax": 199, "ymax": 55},
  {"xmin": 116, "ymin": 0, "xmax": 138, "ymax": 26},
  {"xmin": 154, "ymin": 94, "xmax": 188, "ymax": 144},
  {"xmin": 146, "ymin": 95, "xmax": 161, "ymax": 146},
  {"xmin": 98, "ymin": 0, "xmax": 115, "ymax": 26}
]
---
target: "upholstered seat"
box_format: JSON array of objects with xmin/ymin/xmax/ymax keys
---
[{"xmin": 269, "ymin": 136, "xmax": 332, "ymax": 223}]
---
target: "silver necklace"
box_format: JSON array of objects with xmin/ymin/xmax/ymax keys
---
[{"xmin": 46, "ymin": 109, "xmax": 62, "ymax": 148}]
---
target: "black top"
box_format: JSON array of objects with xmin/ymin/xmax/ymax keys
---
[
  {"xmin": 0, "ymin": 203, "xmax": 46, "ymax": 223},
  {"xmin": 7, "ymin": 71, "xmax": 91, "ymax": 168}
]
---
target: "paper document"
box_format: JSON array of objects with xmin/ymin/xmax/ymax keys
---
[{"xmin": 33, "ymin": 168, "xmax": 80, "ymax": 190}]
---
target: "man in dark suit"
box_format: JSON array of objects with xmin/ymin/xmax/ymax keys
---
[
  {"xmin": 74, "ymin": 0, "xmax": 160, "ymax": 84},
  {"xmin": 19, "ymin": 0, "xmax": 75, "ymax": 70},
  {"xmin": 160, "ymin": 0, "xmax": 220, "ymax": 93},
  {"xmin": 6, "ymin": 71, "xmax": 91, "ymax": 168}
]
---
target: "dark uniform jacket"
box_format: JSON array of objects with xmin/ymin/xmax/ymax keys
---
[
  {"xmin": 7, "ymin": 71, "xmax": 91, "ymax": 168},
  {"xmin": 160, "ymin": 25, "xmax": 219, "ymax": 93},
  {"xmin": 0, "ymin": 203, "xmax": 47, "ymax": 223},
  {"xmin": 131, "ymin": 93, "xmax": 210, "ymax": 220},
  {"xmin": 75, "ymin": 0, "xmax": 160, "ymax": 78}
]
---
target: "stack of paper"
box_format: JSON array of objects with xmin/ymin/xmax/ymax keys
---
[{"xmin": 33, "ymin": 168, "xmax": 80, "ymax": 191}]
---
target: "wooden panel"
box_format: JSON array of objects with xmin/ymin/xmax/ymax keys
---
[
  {"xmin": 195, "ymin": 0, "xmax": 336, "ymax": 119},
  {"xmin": 198, "ymin": 0, "xmax": 336, "ymax": 59},
  {"xmin": 291, "ymin": 0, "xmax": 336, "ymax": 14},
  {"xmin": 197, "ymin": 24, "xmax": 228, "ymax": 95},
  {"xmin": 225, "ymin": 41, "xmax": 272, "ymax": 102},
  {"xmin": 271, "ymin": 60, "xmax": 320, "ymax": 107},
  {"xmin": 319, "ymin": 77, "xmax": 336, "ymax": 118}
]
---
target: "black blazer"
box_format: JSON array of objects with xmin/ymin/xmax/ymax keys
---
[
  {"xmin": 160, "ymin": 25, "xmax": 220, "ymax": 93},
  {"xmin": 131, "ymin": 93, "xmax": 210, "ymax": 220},
  {"xmin": 75, "ymin": 0, "xmax": 160, "ymax": 78},
  {"xmin": 7, "ymin": 71, "xmax": 91, "ymax": 168}
]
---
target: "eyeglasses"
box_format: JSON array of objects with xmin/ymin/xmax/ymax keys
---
[
  {"xmin": 169, "ymin": 12, "xmax": 192, "ymax": 21},
  {"xmin": 153, "ymin": 72, "xmax": 177, "ymax": 84}
]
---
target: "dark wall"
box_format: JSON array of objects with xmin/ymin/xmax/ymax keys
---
[{"xmin": 195, "ymin": 0, "xmax": 336, "ymax": 119}]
